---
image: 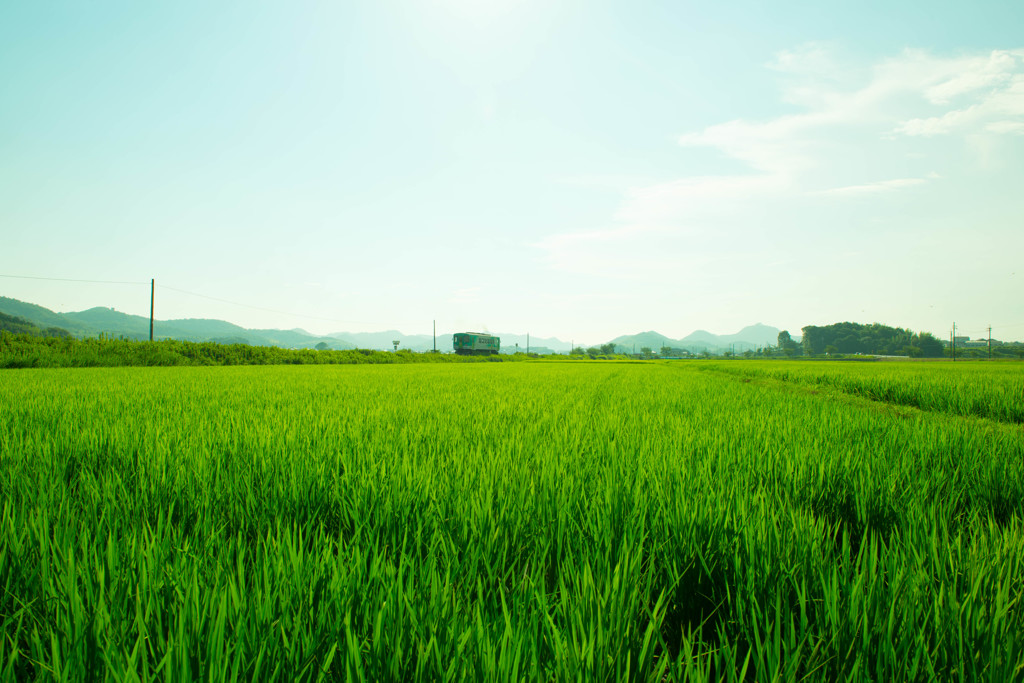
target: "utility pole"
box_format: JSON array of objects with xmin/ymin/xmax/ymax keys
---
[
  {"xmin": 149, "ymin": 279, "xmax": 154, "ymax": 342},
  {"xmin": 988, "ymin": 325, "xmax": 992, "ymax": 360}
]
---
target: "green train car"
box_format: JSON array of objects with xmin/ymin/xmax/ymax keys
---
[{"xmin": 453, "ymin": 332, "xmax": 500, "ymax": 355}]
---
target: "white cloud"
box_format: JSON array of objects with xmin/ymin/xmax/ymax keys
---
[
  {"xmin": 987, "ymin": 120, "xmax": 1024, "ymax": 134},
  {"xmin": 921, "ymin": 50, "xmax": 1020, "ymax": 104},
  {"xmin": 767, "ymin": 42, "xmax": 839, "ymax": 78},
  {"xmin": 814, "ymin": 177, "xmax": 927, "ymax": 197},
  {"xmin": 892, "ymin": 52, "xmax": 1024, "ymax": 136},
  {"xmin": 535, "ymin": 45, "xmax": 1024, "ymax": 277},
  {"xmin": 451, "ymin": 287, "xmax": 482, "ymax": 304},
  {"xmin": 895, "ymin": 108, "xmax": 978, "ymax": 136},
  {"xmin": 615, "ymin": 174, "xmax": 787, "ymax": 224}
]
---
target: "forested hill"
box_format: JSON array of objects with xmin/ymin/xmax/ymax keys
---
[
  {"xmin": 0, "ymin": 296, "xmax": 356, "ymax": 349},
  {"xmin": 801, "ymin": 322, "xmax": 944, "ymax": 357},
  {"xmin": 0, "ymin": 311, "xmax": 71, "ymax": 338}
]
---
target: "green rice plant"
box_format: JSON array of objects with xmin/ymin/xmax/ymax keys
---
[
  {"xmin": 1, "ymin": 362, "xmax": 1022, "ymax": 681},
  {"xmin": 694, "ymin": 359, "xmax": 1024, "ymax": 424}
]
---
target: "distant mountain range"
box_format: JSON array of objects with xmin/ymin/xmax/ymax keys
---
[
  {"xmin": 609, "ymin": 324, "xmax": 785, "ymax": 353},
  {"xmin": 0, "ymin": 296, "xmax": 357, "ymax": 350},
  {"xmin": 0, "ymin": 295, "xmax": 786, "ymax": 354}
]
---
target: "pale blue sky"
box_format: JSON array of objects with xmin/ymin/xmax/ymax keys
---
[{"xmin": 3, "ymin": 1, "xmax": 1023, "ymax": 343}]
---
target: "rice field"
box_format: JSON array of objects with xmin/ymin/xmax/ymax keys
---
[
  {"xmin": 1, "ymin": 361, "xmax": 1022, "ymax": 681},
  {"xmin": 693, "ymin": 359, "xmax": 1024, "ymax": 424}
]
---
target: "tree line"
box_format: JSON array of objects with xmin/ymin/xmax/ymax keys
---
[
  {"xmin": 776, "ymin": 322, "xmax": 946, "ymax": 358},
  {"xmin": 0, "ymin": 311, "xmax": 72, "ymax": 339},
  {"xmin": 0, "ymin": 333, "xmax": 533, "ymax": 369}
]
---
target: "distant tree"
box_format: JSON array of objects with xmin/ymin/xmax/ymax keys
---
[
  {"xmin": 837, "ymin": 335, "xmax": 859, "ymax": 354},
  {"xmin": 640, "ymin": 346, "xmax": 653, "ymax": 359},
  {"xmin": 660, "ymin": 345, "xmax": 672, "ymax": 358},
  {"xmin": 0, "ymin": 312, "xmax": 40, "ymax": 335},
  {"xmin": 314, "ymin": 342, "xmax": 329, "ymax": 351},
  {"xmin": 586, "ymin": 346, "xmax": 601, "ymax": 358},
  {"xmin": 824, "ymin": 344, "xmax": 838, "ymax": 356},
  {"xmin": 570, "ymin": 346, "xmax": 585, "ymax": 356},
  {"xmin": 600, "ymin": 343, "xmax": 616, "ymax": 355},
  {"xmin": 778, "ymin": 330, "xmax": 801, "ymax": 356},
  {"xmin": 915, "ymin": 332, "xmax": 944, "ymax": 358},
  {"xmin": 802, "ymin": 322, "xmax": 918, "ymax": 356}
]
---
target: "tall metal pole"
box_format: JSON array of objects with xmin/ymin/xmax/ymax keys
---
[{"xmin": 149, "ymin": 279, "xmax": 154, "ymax": 341}]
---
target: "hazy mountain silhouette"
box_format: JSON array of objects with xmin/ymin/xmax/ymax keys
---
[
  {"xmin": 1, "ymin": 295, "xmax": 784, "ymax": 353},
  {"xmin": 0, "ymin": 297, "xmax": 94, "ymax": 335},
  {"xmin": 611, "ymin": 324, "xmax": 782, "ymax": 353},
  {"xmin": 0, "ymin": 297, "xmax": 355, "ymax": 349},
  {"xmin": 607, "ymin": 331, "xmax": 676, "ymax": 352},
  {"xmin": 0, "ymin": 310, "xmax": 70, "ymax": 337}
]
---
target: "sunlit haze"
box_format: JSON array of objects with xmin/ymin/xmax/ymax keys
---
[{"xmin": 3, "ymin": 1, "xmax": 1023, "ymax": 345}]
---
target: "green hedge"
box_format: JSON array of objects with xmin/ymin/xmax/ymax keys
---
[{"xmin": 0, "ymin": 333, "xmax": 531, "ymax": 369}]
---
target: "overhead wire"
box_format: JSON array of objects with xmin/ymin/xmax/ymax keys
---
[
  {"xmin": 4, "ymin": 272, "xmax": 1024, "ymax": 336},
  {"xmin": 156, "ymin": 284, "xmax": 424, "ymax": 329},
  {"xmin": 0, "ymin": 273, "xmax": 147, "ymax": 285},
  {"xmin": 0, "ymin": 273, "xmax": 423, "ymax": 328}
]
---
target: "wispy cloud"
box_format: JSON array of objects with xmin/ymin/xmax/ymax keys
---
[
  {"xmin": 895, "ymin": 76, "xmax": 1024, "ymax": 136},
  {"xmin": 814, "ymin": 177, "xmax": 927, "ymax": 197},
  {"xmin": 986, "ymin": 120, "xmax": 1024, "ymax": 135},
  {"xmin": 535, "ymin": 45, "xmax": 1024, "ymax": 276},
  {"xmin": 683, "ymin": 47, "xmax": 1024, "ymax": 172},
  {"xmin": 450, "ymin": 287, "xmax": 482, "ymax": 304}
]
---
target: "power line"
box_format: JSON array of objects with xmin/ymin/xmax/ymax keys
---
[
  {"xmin": 0, "ymin": 272, "xmax": 425, "ymax": 329},
  {"xmin": 0, "ymin": 273, "xmax": 147, "ymax": 285},
  {"xmin": 156, "ymin": 284, "xmax": 420, "ymax": 328},
  {"xmin": 9, "ymin": 271, "xmax": 1023, "ymax": 337}
]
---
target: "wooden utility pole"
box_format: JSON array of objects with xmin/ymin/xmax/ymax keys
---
[{"xmin": 149, "ymin": 279, "xmax": 154, "ymax": 341}]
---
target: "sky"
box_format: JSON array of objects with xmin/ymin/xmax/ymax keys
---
[{"xmin": 2, "ymin": 0, "xmax": 1023, "ymax": 345}]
